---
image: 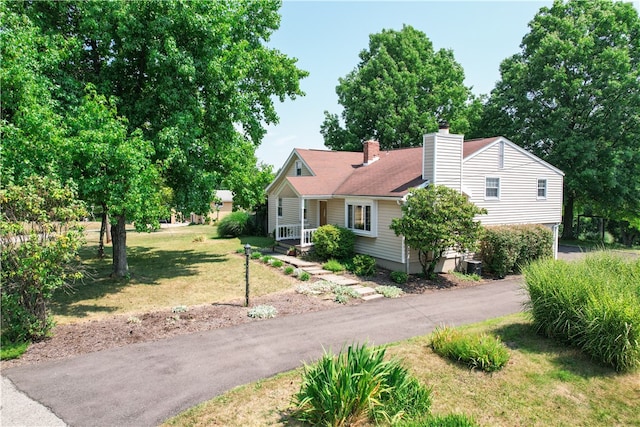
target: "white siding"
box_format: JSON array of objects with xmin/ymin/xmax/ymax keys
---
[
  {"xmin": 284, "ymin": 157, "xmax": 312, "ymax": 177},
  {"xmin": 353, "ymin": 200, "xmax": 405, "ymax": 263},
  {"xmin": 267, "ymin": 194, "xmax": 277, "ymax": 234},
  {"xmin": 326, "ymin": 198, "xmax": 345, "ymax": 226},
  {"xmin": 463, "ymin": 143, "xmax": 563, "ymax": 225},
  {"xmin": 423, "ymin": 131, "xmax": 463, "ymax": 191}
]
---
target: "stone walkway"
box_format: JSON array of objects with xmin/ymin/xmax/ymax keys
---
[{"xmin": 270, "ymin": 254, "xmax": 384, "ymax": 301}]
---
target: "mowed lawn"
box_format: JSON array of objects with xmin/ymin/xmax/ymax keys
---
[
  {"xmin": 163, "ymin": 313, "xmax": 640, "ymax": 427},
  {"xmin": 51, "ymin": 223, "xmax": 293, "ymax": 324}
]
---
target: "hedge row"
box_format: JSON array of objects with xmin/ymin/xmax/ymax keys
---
[{"xmin": 479, "ymin": 224, "xmax": 553, "ymax": 278}]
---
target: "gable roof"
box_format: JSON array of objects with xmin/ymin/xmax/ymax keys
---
[{"xmin": 268, "ymin": 135, "xmax": 563, "ymax": 199}]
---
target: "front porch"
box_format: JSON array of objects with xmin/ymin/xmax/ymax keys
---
[{"xmin": 275, "ymin": 224, "xmax": 317, "ymax": 247}]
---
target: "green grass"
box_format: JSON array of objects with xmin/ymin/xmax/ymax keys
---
[
  {"xmin": 0, "ymin": 340, "xmax": 30, "ymax": 360},
  {"xmin": 449, "ymin": 270, "xmax": 482, "ymax": 282},
  {"xmin": 50, "ymin": 223, "xmax": 294, "ymax": 324},
  {"xmin": 162, "ymin": 313, "xmax": 640, "ymax": 427}
]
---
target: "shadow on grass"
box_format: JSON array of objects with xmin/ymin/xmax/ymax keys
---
[
  {"xmin": 492, "ymin": 321, "xmax": 620, "ymax": 379},
  {"xmin": 50, "ymin": 244, "xmax": 229, "ymax": 319}
]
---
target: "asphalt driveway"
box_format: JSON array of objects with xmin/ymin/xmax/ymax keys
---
[{"xmin": 2, "ymin": 278, "xmax": 525, "ymax": 427}]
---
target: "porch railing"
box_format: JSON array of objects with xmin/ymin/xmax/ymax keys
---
[{"xmin": 276, "ymin": 224, "xmax": 317, "ymax": 247}]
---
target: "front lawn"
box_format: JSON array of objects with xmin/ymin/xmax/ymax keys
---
[
  {"xmin": 51, "ymin": 224, "xmax": 292, "ymax": 324},
  {"xmin": 162, "ymin": 313, "xmax": 640, "ymax": 426}
]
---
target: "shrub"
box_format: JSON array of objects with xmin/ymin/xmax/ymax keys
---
[
  {"xmin": 298, "ymin": 271, "xmax": 311, "ymax": 281},
  {"xmin": 216, "ymin": 211, "xmax": 253, "ymax": 237},
  {"xmin": 523, "ymin": 252, "xmax": 640, "ymax": 371},
  {"xmin": 271, "ymin": 259, "xmax": 283, "ymax": 268},
  {"xmin": 350, "ymin": 254, "xmax": 376, "ymax": 276},
  {"xmin": 260, "ymin": 255, "xmax": 272, "ymax": 263},
  {"xmin": 390, "ymin": 271, "xmax": 409, "ymax": 284},
  {"xmin": 0, "ymin": 341, "xmax": 30, "ymax": 361},
  {"xmin": 322, "ymin": 259, "xmax": 345, "ymax": 273},
  {"xmin": 376, "ymin": 285, "xmax": 404, "ymax": 298},
  {"xmin": 250, "ymin": 251, "xmax": 262, "ymax": 259},
  {"xmin": 1, "ymin": 176, "xmax": 86, "ymax": 343},
  {"xmin": 283, "ymin": 266, "xmax": 295, "ymax": 275},
  {"xmin": 312, "ymin": 224, "xmax": 355, "ymax": 260},
  {"xmin": 247, "ymin": 305, "xmax": 278, "ymax": 319},
  {"xmin": 293, "ymin": 343, "xmax": 431, "ymax": 426},
  {"xmin": 333, "ymin": 285, "xmax": 361, "ymax": 304},
  {"xmin": 430, "ymin": 326, "xmax": 510, "ymax": 372},
  {"xmin": 480, "ymin": 224, "xmax": 553, "ymax": 278}
]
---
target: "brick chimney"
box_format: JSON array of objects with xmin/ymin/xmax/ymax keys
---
[{"xmin": 363, "ymin": 140, "xmax": 380, "ymax": 165}]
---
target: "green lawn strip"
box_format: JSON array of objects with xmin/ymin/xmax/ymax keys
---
[
  {"xmin": 50, "ymin": 224, "xmax": 292, "ymax": 324},
  {"xmin": 162, "ymin": 313, "xmax": 640, "ymax": 427}
]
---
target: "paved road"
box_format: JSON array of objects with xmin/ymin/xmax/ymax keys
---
[{"xmin": 2, "ymin": 278, "xmax": 525, "ymax": 427}]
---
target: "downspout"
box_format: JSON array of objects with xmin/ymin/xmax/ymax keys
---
[{"xmin": 552, "ymin": 224, "xmax": 559, "ymax": 259}]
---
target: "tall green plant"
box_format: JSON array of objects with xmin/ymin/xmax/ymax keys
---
[
  {"xmin": 0, "ymin": 176, "xmax": 87, "ymax": 343},
  {"xmin": 312, "ymin": 224, "xmax": 355, "ymax": 260},
  {"xmin": 524, "ymin": 253, "xmax": 640, "ymax": 371},
  {"xmin": 293, "ymin": 343, "xmax": 431, "ymax": 426}
]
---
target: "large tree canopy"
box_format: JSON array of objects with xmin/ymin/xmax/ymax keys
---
[
  {"xmin": 3, "ymin": 0, "xmax": 308, "ymax": 276},
  {"xmin": 475, "ymin": 0, "xmax": 640, "ymax": 239},
  {"xmin": 321, "ymin": 25, "xmax": 480, "ymax": 151}
]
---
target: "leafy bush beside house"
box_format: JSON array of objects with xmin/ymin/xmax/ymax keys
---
[
  {"xmin": 217, "ymin": 211, "xmax": 253, "ymax": 237},
  {"xmin": 312, "ymin": 224, "xmax": 355, "ymax": 260},
  {"xmin": 480, "ymin": 224, "xmax": 553, "ymax": 278}
]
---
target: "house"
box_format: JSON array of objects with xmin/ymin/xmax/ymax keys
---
[
  {"xmin": 189, "ymin": 190, "xmax": 235, "ymax": 224},
  {"xmin": 265, "ymin": 126, "xmax": 564, "ymax": 273}
]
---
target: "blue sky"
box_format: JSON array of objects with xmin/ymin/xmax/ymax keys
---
[{"xmin": 256, "ymin": 0, "xmax": 640, "ymax": 168}]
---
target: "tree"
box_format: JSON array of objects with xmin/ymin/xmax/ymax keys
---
[
  {"xmin": 0, "ymin": 5, "xmax": 69, "ymax": 186},
  {"xmin": 321, "ymin": 25, "xmax": 479, "ymax": 151},
  {"xmin": 12, "ymin": 0, "xmax": 308, "ymax": 276},
  {"xmin": 475, "ymin": 0, "xmax": 640, "ymax": 239},
  {"xmin": 66, "ymin": 87, "xmax": 166, "ymax": 274},
  {"xmin": 0, "ymin": 176, "xmax": 86, "ymax": 343},
  {"xmin": 390, "ymin": 185, "xmax": 486, "ymax": 279}
]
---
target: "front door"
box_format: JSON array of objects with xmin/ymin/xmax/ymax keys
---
[{"xmin": 319, "ymin": 201, "xmax": 327, "ymax": 226}]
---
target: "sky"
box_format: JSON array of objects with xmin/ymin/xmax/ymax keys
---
[{"xmin": 256, "ymin": 0, "xmax": 640, "ymax": 169}]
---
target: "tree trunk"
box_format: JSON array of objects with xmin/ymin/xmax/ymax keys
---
[
  {"xmin": 562, "ymin": 193, "xmax": 575, "ymax": 239},
  {"xmin": 97, "ymin": 209, "xmax": 107, "ymax": 258},
  {"xmin": 111, "ymin": 214, "xmax": 129, "ymax": 277}
]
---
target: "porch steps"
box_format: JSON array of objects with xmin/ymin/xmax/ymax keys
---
[{"xmin": 351, "ymin": 285, "xmax": 384, "ymax": 301}]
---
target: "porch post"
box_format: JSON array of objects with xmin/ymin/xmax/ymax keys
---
[
  {"xmin": 300, "ymin": 197, "xmax": 305, "ymax": 246},
  {"xmin": 274, "ymin": 196, "xmax": 279, "ymax": 241}
]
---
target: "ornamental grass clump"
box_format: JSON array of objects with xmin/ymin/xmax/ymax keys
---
[
  {"xmin": 523, "ymin": 252, "xmax": 640, "ymax": 371},
  {"xmin": 430, "ymin": 326, "xmax": 510, "ymax": 372},
  {"xmin": 293, "ymin": 343, "xmax": 431, "ymax": 426}
]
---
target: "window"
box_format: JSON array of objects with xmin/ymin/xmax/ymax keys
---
[
  {"xmin": 348, "ymin": 204, "xmax": 371, "ymax": 231},
  {"xmin": 277, "ymin": 198, "xmax": 283, "ymax": 217},
  {"xmin": 537, "ymin": 179, "xmax": 547, "ymax": 199},
  {"xmin": 295, "ymin": 161, "xmax": 302, "ymax": 176},
  {"xmin": 485, "ymin": 177, "xmax": 500, "ymax": 199}
]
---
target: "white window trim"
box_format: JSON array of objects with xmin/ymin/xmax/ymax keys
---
[
  {"xmin": 485, "ymin": 177, "xmax": 501, "ymax": 200},
  {"xmin": 537, "ymin": 178, "xmax": 547, "ymax": 200},
  {"xmin": 344, "ymin": 199, "xmax": 377, "ymax": 237},
  {"xmin": 295, "ymin": 161, "xmax": 302, "ymax": 176}
]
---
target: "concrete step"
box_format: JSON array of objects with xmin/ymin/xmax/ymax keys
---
[{"xmin": 362, "ymin": 293, "xmax": 384, "ymax": 301}]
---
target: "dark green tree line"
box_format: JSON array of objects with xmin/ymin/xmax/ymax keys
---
[{"xmin": 474, "ymin": 0, "xmax": 640, "ymax": 240}]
